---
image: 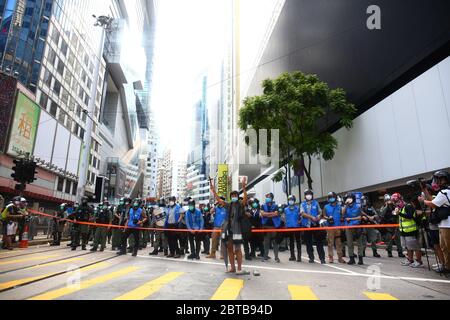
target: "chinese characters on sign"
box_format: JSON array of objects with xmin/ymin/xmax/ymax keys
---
[{"xmin": 7, "ymin": 92, "xmax": 41, "ymax": 157}]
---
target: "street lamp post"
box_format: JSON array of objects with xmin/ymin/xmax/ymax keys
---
[{"xmin": 76, "ymin": 15, "xmax": 114, "ymax": 203}]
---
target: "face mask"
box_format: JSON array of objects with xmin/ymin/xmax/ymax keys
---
[
  {"xmin": 133, "ymin": 203, "xmax": 139, "ymax": 208},
  {"xmin": 189, "ymin": 206, "xmax": 195, "ymax": 211},
  {"xmin": 204, "ymin": 208, "xmax": 209, "ymax": 212},
  {"xmin": 306, "ymin": 195, "xmax": 313, "ymax": 201},
  {"xmin": 119, "ymin": 201, "xmax": 124, "ymax": 206},
  {"xmin": 231, "ymin": 198, "xmax": 239, "ymax": 203},
  {"xmin": 288, "ymin": 201, "xmax": 295, "ymax": 206},
  {"xmin": 252, "ymin": 203, "xmax": 259, "ymax": 209},
  {"xmin": 432, "ymin": 183, "xmax": 441, "ymax": 192},
  {"xmin": 169, "ymin": 201, "xmax": 175, "ymax": 207},
  {"xmin": 329, "ymin": 198, "xmax": 336, "ymax": 203},
  {"xmin": 265, "ymin": 198, "xmax": 272, "ymax": 204}
]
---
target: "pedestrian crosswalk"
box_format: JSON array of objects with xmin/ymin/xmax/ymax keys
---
[{"xmin": 7, "ymin": 268, "xmax": 400, "ymax": 300}]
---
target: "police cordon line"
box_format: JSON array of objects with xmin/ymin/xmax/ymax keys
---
[{"xmin": 1, "ymin": 170, "xmax": 449, "ymax": 276}]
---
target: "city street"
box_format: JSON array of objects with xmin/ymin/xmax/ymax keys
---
[{"xmin": 0, "ymin": 244, "xmax": 449, "ymax": 300}]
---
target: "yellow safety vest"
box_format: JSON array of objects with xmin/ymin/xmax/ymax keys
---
[{"xmin": 399, "ymin": 207, "xmax": 418, "ymax": 233}]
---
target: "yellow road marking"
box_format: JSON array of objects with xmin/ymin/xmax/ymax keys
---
[
  {"xmin": 0, "ymin": 262, "xmax": 109, "ymax": 291},
  {"xmin": 0, "ymin": 255, "xmax": 59, "ymax": 266},
  {"xmin": 364, "ymin": 292, "xmax": 399, "ymax": 300},
  {"xmin": 288, "ymin": 285, "xmax": 319, "ymax": 300},
  {"xmin": 25, "ymin": 258, "xmax": 84, "ymax": 270},
  {"xmin": 28, "ymin": 266, "xmax": 139, "ymax": 300},
  {"xmin": 211, "ymin": 279, "xmax": 244, "ymax": 300},
  {"xmin": 114, "ymin": 272, "xmax": 184, "ymax": 300}
]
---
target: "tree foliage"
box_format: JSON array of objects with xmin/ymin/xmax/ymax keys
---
[{"xmin": 239, "ymin": 71, "xmax": 357, "ymax": 191}]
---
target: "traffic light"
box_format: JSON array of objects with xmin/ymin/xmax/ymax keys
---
[
  {"xmin": 11, "ymin": 159, "xmax": 25, "ymax": 183},
  {"xmin": 24, "ymin": 161, "xmax": 38, "ymax": 184}
]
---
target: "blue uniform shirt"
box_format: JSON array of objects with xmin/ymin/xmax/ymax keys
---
[
  {"xmin": 186, "ymin": 209, "xmax": 204, "ymax": 230},
  {"xmin": 261, "ymin": 203, "xmax": 281, "ymax": 228},
  {"xmin": 284, "ymin": 205, "xmax": 301, "ymax": 228},
  {"xmin": 213, "ymin": 206, "xmax": 227, "ymax": 228},
  {"xmin": 323, "ymin": 203, "xmax": 342, "ymax": 227},
  {"xmin": 127, "ymin": 208, "xmax": 143, "ymax": 228},
  {"xmin": 344, "ymin": 204, "xmax": 361, "ymax": 226}
]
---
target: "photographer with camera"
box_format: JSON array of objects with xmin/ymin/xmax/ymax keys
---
[
  {"xmin": 380, "ymin": 194, "xmax": 405, "ymax": 258},
  {"xmin": 391, "ymin": 193, "xmax": 423, "ymax": 268},
  {"xmin": 419, "ymin": 170, "xmax": 450, "ymax": 273},
  {"xmin": 324, "ymin": 192, "xmax": 346, "ymax": 264}
]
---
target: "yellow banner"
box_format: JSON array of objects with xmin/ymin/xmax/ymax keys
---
[{"xmin": 217, "ymin": 164, "xmax": 229, "ymax": 200}]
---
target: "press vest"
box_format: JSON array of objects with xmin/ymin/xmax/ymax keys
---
[
  {"xmin": 344, "ymin": 204, "xmax": 361, "ymax": 226},
  {"xmin": 284, "ymin": 206, "xmax": 300, "ymax": 228},
  {"xmin": 261, "ymin": 203, "xmax": 281, "ymax": 228},
  {"xmin": 301, "ymin": 200, "xmax": 320, "ymax": 227},
  {"xmin": 164, "ymin": 205, "xmax": 181, "ymax": 227},
  {"xmin": 214, "ymin": 206, "xmax": 227, "ymax": 228},
  {"xmin": 324, "ymin": 203, "xmax": 342, "ymax": 227},
  {"xmin": 128, "ymin": 208, "xmax": 142, "ymax": 228},
  {"xmin": 399, "ymin": 207, "xmax": 418, "ymax": 234}
]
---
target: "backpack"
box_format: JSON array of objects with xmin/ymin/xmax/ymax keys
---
[{"xmin": 430, "ymin": 190, "xmax": 450, "ymax": 225}]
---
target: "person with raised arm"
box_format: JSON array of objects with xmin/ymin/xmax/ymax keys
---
[{"xmin": 209, "ymin": 176, "xmax": 249, "ymax": 275}]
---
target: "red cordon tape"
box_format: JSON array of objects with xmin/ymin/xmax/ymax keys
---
[{"xmin": 29, "ymin": 209, "xmax": 400, "ymax": 233}]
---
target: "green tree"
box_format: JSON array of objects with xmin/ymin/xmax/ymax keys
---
[{"xmin": 239, "ymin": 71, "xmax": 356, "ymax": 194}]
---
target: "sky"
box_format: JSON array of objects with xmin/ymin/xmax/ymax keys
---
[{"xmin": 150, "ymin": 0, "xmax": 281, "ymax": 163}]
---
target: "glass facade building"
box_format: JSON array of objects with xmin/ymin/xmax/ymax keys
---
[{"xmin": 0, "ymin": 0, "xmax": 53, "ymax": 91}]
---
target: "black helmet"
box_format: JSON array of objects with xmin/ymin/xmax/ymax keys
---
[
  {"xmin": 328, "ymin": 192, "xmax": 337, "ymax": 198},
  {"xmin": 12, "ymin": 196, "xmax": 21, "ymax": 202},
  {"xmin": 344, "ymin": 193, "xmax": 356, "ymax": 203},
  {"xmin": 265, "ymin": 192, "xmax": 275, "ymax": 199},
  {"xmin": 188, "ymin": 199, "xmax": 196, "ymax": 207},
  {"xmin": 81, "ymin": 196, "xmax": 89, "ymax": 204},
  {"xmin": 433, "ymin": 170, "xmax": 450, "ymax": 184},
  {"xmin": 288, "ymin": 195, "xmax": 296, "ymax": 202},
  {"xmin": 304, "ymin": 189, "xmax": 314, "ymax": 196}
]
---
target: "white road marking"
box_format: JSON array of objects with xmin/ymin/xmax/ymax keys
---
[
  {"xmin": 300, "ymin": 255, "xmax": 358, "ymax": 275},
  {"xmin": 130, "ymin": 253, "xmax": 450, "ymax": 285}
]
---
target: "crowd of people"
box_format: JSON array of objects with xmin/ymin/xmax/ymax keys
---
[{"xmin": 1, "ymin": 170, "xmax": 449, "ymax": 276}]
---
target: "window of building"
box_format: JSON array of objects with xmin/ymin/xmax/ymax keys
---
[
  {"xmin": 53, "ymin": 80, "xmax": 61, "ymax": 96},
  {"xmin": 60, "ymin": 39, "xmax": 68, "ymax": 56},
  {"xmin": 72, "ymin": 182, "xmax": 77, "ymax": 195},
  {"xmin": 57, "ymin": 59, "xmax": 64, "ymax": 75},
  {"xmin": 79, "ymin": 128, "xmax": 85, "ymax": 140},
  {"xmin": 48, "ymin": 47, "xmax": 56, "ymax": 65},
  {"xmin": 43, "ymin": 68, "xmax": 52, "ymax": 87},
  {"xmin": 39, "ymin": 92, "xmax": 48, "ymax": 109},
  {"xmin": 58, "ymin": 110, "xmax": 66, "ymax": 124},
  {"xmin": 65, "ymin": 180, "xmax": 71, "ymax": 194},
  {"xmin": 50, "ymin": 101, "xmax": 58, "ymax": 117},
  {"xmin": 57, "ymin": 176, "xmax": 64, "ymax": 192}
]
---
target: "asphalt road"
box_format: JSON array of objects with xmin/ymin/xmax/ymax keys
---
[{"xmin": 0, "ymin": 243, "xmax": 449, "ymax": 300}]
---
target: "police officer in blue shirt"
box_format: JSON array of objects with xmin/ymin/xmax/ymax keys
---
[
  {"xmin": 323, "ymin": 192, "xmax": 346, "ymax": 264},
  {"xmin": 284, "ymin": 195, "xmax": 302, "ymax": 262},
  {"xmin": 301, "ymin": 190, "xmax": 326, "ymax": 264},
  {"xmin": 117, "ymin": 199, "xmax": 147, "ymax": 257},
  {"xmin": 342, "ymin": 193, "xmax": 364, "ymax": 265},
  {"xmin": 207, "ymin": 197, "xmax": 228, "ymax": 259},
  {"xmin": 186, "ymin": 200, "xmax": 204, "ymax": 260},
  {"xmin": 261, "ymin": 193, "xmax": 282, "ymax": 263}
]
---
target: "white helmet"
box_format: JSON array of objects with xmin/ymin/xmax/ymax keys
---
[{"xmin": 384, "ymin": 194, "xmax": 391, "ymax": 202}]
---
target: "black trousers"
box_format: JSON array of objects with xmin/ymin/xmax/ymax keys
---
[
  {"xmin": 120, "ymin": 228, "xmax": 140, "ymax": 254},
  {"xmin": 288, "ymin": 231, "xmax": 302, "ymax": 258},
  {"xmin": 165, "ymin": 224, "xmax": 179, "ymax": 255},
  {"xmin": 242, "ymin": 231, "xmax": 251, "ymax": 257},
  {"xmin": 52, "ymin": 231, "xmax": 62, "ymax": 244},
  {"xmin": 188, "ymin": 233, "xmax": 202, "ymax": 256},
  {"xmin": 303, "ymin": 230, "xmax": 326, "ymax": 261},
  {"xmin": 202, "ymin": 233, "xmax": 211, "ymax": 253},
  {"xmin": 250, "ymin": 232, "xmax": 264, "ymax": 257}
]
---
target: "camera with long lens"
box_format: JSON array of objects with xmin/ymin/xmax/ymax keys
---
[
  {"xmin": 327, "ymin": 216, "xmax": 335, "ymax": 226},
  {"xmin": 133, "ymin": 219, "xmax": 139, "ymax": 225}
]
